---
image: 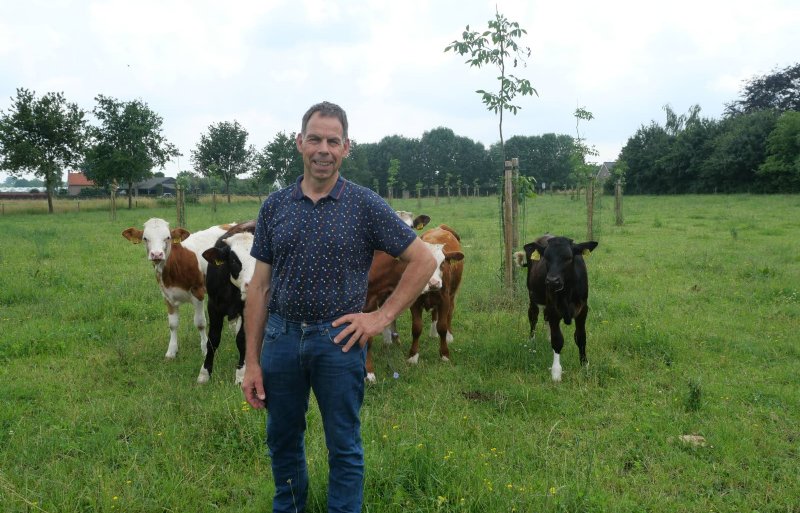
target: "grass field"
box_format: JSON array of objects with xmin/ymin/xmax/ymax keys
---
[{"xmin": 1, "ymin": 193, "xmax": 798, "ymax": 512}]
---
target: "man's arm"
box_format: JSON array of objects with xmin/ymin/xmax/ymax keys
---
[
  {"xmin": 332, "ymin": 237, "xmax": 436, "ymax": 351},
  {"xmin": 242, "ymin": 260, "xmax": 271, "ymax": 409}
]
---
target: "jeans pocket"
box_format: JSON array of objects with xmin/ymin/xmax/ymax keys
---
[
  {"xmin": 323, "ymin": 324, "xmax": 349, "ymax": 345},
  {"xmin": 263, "ymin": 325, "xmax": 281, "ymax": 345}
]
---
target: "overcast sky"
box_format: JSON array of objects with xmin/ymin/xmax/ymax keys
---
[{"xmin": 1, "ymin": 0, "xmax": 798, "ymax": 183}]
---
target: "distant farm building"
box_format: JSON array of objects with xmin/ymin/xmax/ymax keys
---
[
  {"xmin": 67, "ymin": 171, "xmax": 96, "ymax": 196},
  {"xmin": 596, "ymin": 161, "xmax": 616, "ymax": 182},
  {"xmin": 123, "ymin": 177, "xmax": 177, "ymax": 196}
]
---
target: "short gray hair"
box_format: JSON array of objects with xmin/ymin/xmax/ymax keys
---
[{"xmin": 301, "ymin": 101, "xmax": 349, "ymax": 140}]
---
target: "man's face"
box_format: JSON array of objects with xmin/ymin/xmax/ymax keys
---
[{"xmin": 296, "ymin": 112, "xmax": 350, "ymax": 183}]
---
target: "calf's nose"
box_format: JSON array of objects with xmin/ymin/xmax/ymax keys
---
[{"xmin": 545, "ymin": 275, "xmax": 562, "ymax": 287}]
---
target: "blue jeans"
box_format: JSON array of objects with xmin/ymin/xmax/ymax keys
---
[{"xmin": 261, "ymin": 313, "xmax": 367, "ymax": 513}]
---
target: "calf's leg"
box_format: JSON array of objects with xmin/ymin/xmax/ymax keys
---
[
  {"xmin": 408, "ymin": 304, "xmax": 424, "ymax": 364},
  {"xmin": 573, "ymin": 304, "xmax": 589, "ymax": 366},
  {"xmin": 234, "ymin": 317, "xmax": 246, "ymax": 384},
  {"xmin": 365, "ymin": 338, "xmax": 376, "ymax": 383},
  {"xmin": 165, "ymin": 301, "xmax": 179, "ymax": 359},
  {"xmin": 192, "ymin": 297, "xmax": 208, "ymax": 356},
  {"xmin": 199, "ymin": 308, "xmax": 223, "ymax": 384},
  {"xmin": 547, "ymin": 309, "xmax": 565, "ymax": 382}
]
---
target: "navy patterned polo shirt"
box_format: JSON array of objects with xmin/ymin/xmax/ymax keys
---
[{"xmin": 251, "ymin": 175, "xmax": 417, "ymax": 321}]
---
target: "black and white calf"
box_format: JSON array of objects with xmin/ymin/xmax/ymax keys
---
[
  {"xmin": 199, "ymin": 229, "xmax": 256, "ymax": 384},
  {"xmin": 515, "ymin": 235, "xmax": 598, "ymax": 381}
]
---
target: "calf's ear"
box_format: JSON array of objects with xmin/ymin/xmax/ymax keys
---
[
  {"xmin": 413, "ymin": 215, "xmax": 431, "ymax": 230},
  {"xmin": 524, "ymin": 242, "xmax": 546, "ymax": 262},
  {"xmin": 171, "ymin": 228, "xmax": 191, "ymax": 243},
  {"xmin": 122, "ymin": 228, "xmax": 143, "ymax": 244},
  {"xmin": 202, "ymin": 247, "xmax": 224, "ymax": 266},
  {"xmin": 444, "ymin": 250, "xmax": 464, "ymax": 262},
  {"xmin": 573, "ymin": 241, "xmax": 599, "ymax": 256}
]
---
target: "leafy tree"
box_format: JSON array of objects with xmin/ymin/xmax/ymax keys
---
[
  {"xmin": 420, "ymin": 127, "xmax": 458, "ymax": 188},
  {"xmin": 499, "ymin": 133, "xmax": 575, "ymax": 189},
  {"xmin": 192, "ymin": 120, "xmax": 253, "ymax": 203},
  {"xmin": 725, "ymin": 63, "xmax": 800, "ymax": 116},
  {"xmin": 758, "ymin": 110, "xmax": 800, "ymax": 192},
  {"xmin": 445, "ymin": 7, "xmax": 538, "ymax": 161},
  {"xmin": 569, "ymin": 107, "xmax": 599, "ymax": 186},
  {"xmin": 2, "ymin": 176, "xmax": 45, "ymax": 187},
  {"xmin": 386, "ymin": 158, "xmax": 400, "ymax": 200},
  {"xmin": 0, "ymin": 88, "xmax": 87, "ymax": 213},
  {"xmin": 618, "ymin": 122, "xmax": 671, "ymax": 194},
  {"xmin": 84, "ymin": 95, "xmax": 179, "ymax": 208},
  {"xmin": 340, "ymin": 139, "xmax": 373, "ymax": 186},
  {"xmin": 700, "ymin": 111, "xmax": 775, "ymax": 192},
  {"xmin": 255, "ymin": 130, "xmax": 302, "ymax": 191}
]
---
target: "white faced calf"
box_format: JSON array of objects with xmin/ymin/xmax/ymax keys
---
[{"xmin": 123, "ymin": 218, "xmax": 207, "ymax": 359}]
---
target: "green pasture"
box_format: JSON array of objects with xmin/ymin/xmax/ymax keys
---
[{"xmin": 1, "ymin": 193, "xmax": 798, "ymax": 512}]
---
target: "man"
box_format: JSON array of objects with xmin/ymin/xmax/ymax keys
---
[{"xmin": 242, "ymin": 101, "xmax": 436, "ymax": 513}]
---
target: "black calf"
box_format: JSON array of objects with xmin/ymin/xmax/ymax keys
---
[
  {"xmin": 199, "ymin": 240, "xmax": 247, "ymax": 384},
  {"xmin": 517, "ymin": 235, "xmax": 598, "ymax": 381}
]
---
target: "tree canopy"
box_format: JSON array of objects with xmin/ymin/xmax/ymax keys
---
[
  {"xmin": 191, "ymin": 120, "xmax": 253, "ymax": 203},
  {"xmin": 254, "ymin": 130, "xmax": 301, "ymax": 190},
  {"xmin": 445, "ymin": 8, "xmax": 537, "ymax": 162},
  {"xmin": 83, "ymin": 95, "xmax": 179, "ymax": 208},
  {"xmin": 725, "ymin": 63, "xmax": 800, "ymax": 116},
  {"xmin": 0, "ymin": 88, "xmax": 87, "ymax": 212}
]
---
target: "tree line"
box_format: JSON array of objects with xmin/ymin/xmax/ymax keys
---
[
  {"xmin": 1, "ymin": 63, "xmax": 798, "ymax": 213},
  {"xmin": 618, "ymin": 63, "xmax": 800, "ymax": 194}
]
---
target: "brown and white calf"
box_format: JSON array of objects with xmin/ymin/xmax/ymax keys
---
[
  {"xmin": 515, "ymin": 235, "xmax": 598, "ymax": 381},
  {"xmin": 122, "ymin": 218, "xmax": 232, "ymax": 360},
  {"xmin": 408, "ymin": 225, "xmax": 464, "ymax": 364},
  {"xmin": 200, "ymin": 226, "xmax": 256, "ymax": 384},
  {"xmin": 363, "ymin": 241, "xmax": 447, "ymax": 382}
]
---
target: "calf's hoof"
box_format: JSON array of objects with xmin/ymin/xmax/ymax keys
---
[
  {"xmin": 550, "ymin": 365, "xmax": 562, "ymax": 382},
  {"xmin": 235, "ymin": 366, "xmax": 246, "ymax": 385},
  {"xmin": 440, "ymin": 355, "xmax": 450, "ymax": 363},
  {"xmin": 407, "ymin": 354, "xmax": 420, "ymax": 365},
  {"xmin": 365, "ymin": 373, "xmax": 377, "ymax": 384},
  {"xmin": 197, "ymin": 368, "xmax": 210, "ymax": 384}
]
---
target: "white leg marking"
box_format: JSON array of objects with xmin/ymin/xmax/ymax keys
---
[
  {"xmin": 429, "ymin": 322, "xmax": 438, "ymax": 338},
  {"xmin": 550, "ymin": 351, "xmax": 562, "ymax": 382},
  {"xmin": 407, "ymin": 353, "xmax": 420, "ymax": 365},
  {"xmin": 235, "ymin": 365, "xmax": 246, "ymax": 385},
  {"xmin": 441, "ymin": 355, "xmax": 450, "ymax": 362},
  {"xmin": 166, "ymin": 312, "xmax": 179, "ymax": 358},
  {"xmin": 197, "ymin": 367, "xmax": 210, "ymax": 384},
  {"xmin": 446, "ymin": 331, "xmax": 453, "ymax": 344},
  {"xmin": 382, "ymin": 327, "xmax": 393, "ymax": 345},
  {"xmin": 193, "ymin": 298, "xmax": 208, "ymax": 356},
  {"xmin": 365, "ymin": 373, "xmax": 377, "ymax": 384}
]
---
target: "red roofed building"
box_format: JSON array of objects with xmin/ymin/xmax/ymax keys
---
[{"xmin": 67, "ymin": 171, "xmax": 96, "ymax": 196}]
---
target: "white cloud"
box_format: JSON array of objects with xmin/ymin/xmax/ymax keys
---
[{"xmin": 2, "ymin": 0, "xmax": 799, "ymax": 180}]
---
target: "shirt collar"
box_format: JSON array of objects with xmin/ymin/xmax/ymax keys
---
[{"xmin": 291, "ymin": 175, "xmax": 347, "ymax": 201}]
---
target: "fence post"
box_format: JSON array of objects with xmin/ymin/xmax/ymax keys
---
[
  {"xmin": 586, "ymin": 177, "xmax": 596, "ymax": 240},
  {"xmin": 511, "ymin": 158, "xmax": 520, "ymax": 251},
  {"xmin": 615, "ymin": 180, "xmax": 624, "ymax": 226},
  {"xmin": 176, "ymin": 185, "xmax": 186, "ymax": 228},
  {"xmin": 212, "ymin": 188, "xmax": 217, "ymax": 213},
  {"xmin": 503, "ymin": 160, "xmax": 514, "ymax": 291},
  {"xmin": 110, "ymin": 183, "xmax": 117, "ymax": 221}
]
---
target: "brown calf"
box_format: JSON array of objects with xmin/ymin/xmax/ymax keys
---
[{"xmin": 409, "ymin": 225, "xmax": 464, "ymax": 364}]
